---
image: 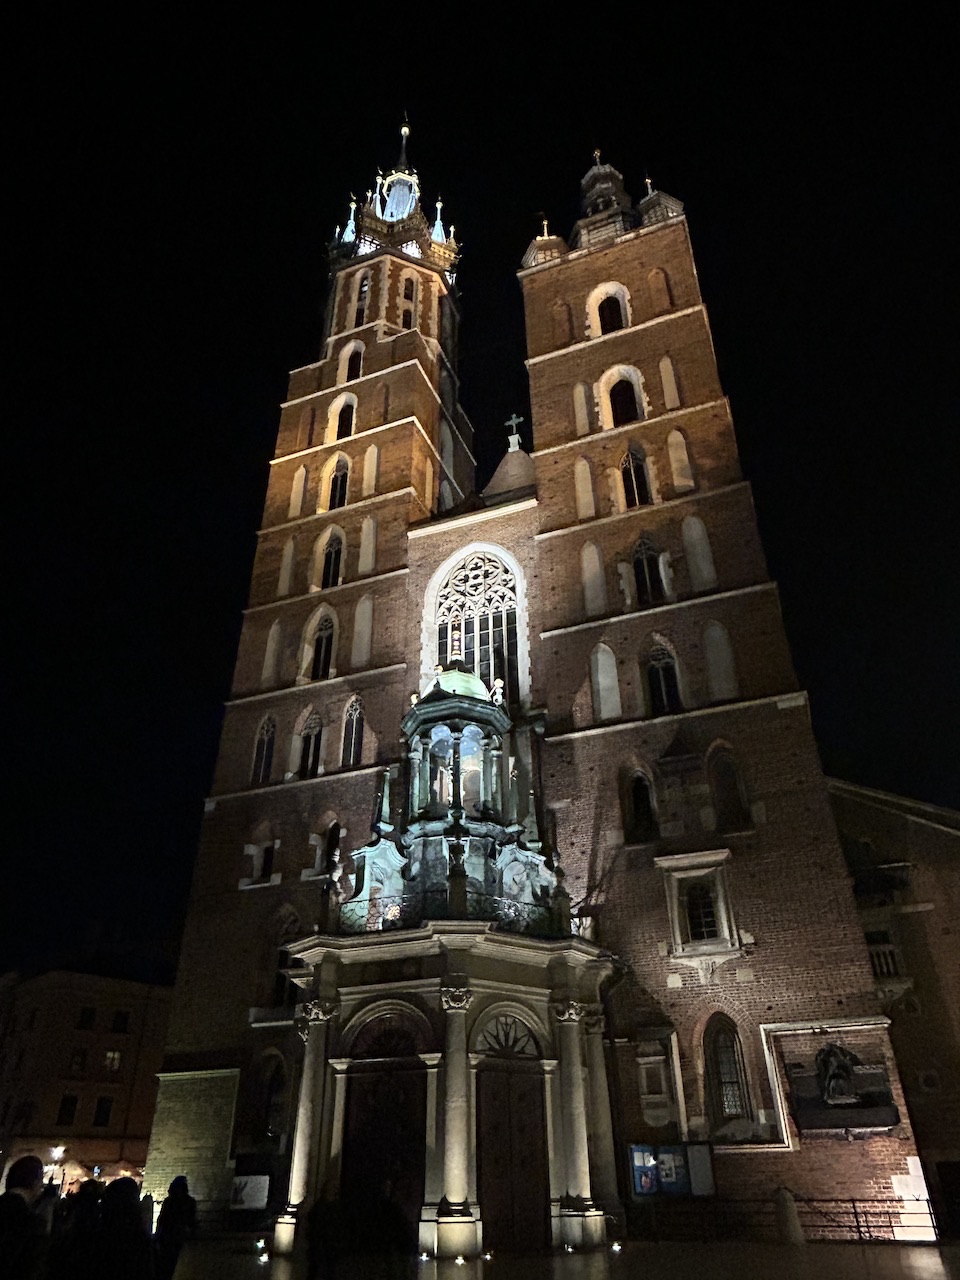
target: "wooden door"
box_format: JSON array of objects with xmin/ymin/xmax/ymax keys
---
[
  {"xmin": 341, "ymin": 1062, "xmax": 426, "ymax": 1235},
  {"xmin": 477, "ymin": 1064, "xmax": 549, "ymax": 1252}
]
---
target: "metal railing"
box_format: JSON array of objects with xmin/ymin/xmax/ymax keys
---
[
  {"xmin": 337, "ymin": 889, "xmax": 557, "ymax": 937},
  {"xmin": 628, "ymin": 1195, "xmax": 938, "ymax": 1243}
]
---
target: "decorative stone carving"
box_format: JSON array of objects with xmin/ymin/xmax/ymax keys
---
[
  {"xmin": 296, "ymin": 997, "xmax": 338, "ymax": 1042},
  {"xmin": 440, "ymin": 981, "xmax": 474, "ymax": 1012},
  {"xmin": 583, "ymin": 1005, "xmax": 606, "ymax": 1035},
  {"xmin": 552, "ymin": 999, "xmax": 584, "ymax": 1023}
]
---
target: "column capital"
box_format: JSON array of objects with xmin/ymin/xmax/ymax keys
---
[
  {"xmin": 552, "ymin": 998, "xmax": 585, "ymax": 1024},
  {"xmin": 441, "ymin": 980, "xmax": 474, "ymax": 1012},
  {"xmin": 583, "ymin": 1004, "xmax": 606, "ymax": 1035},
  {"xmin": 296, "ymin": 996, "xmax": 339, "ymax": 1042}
]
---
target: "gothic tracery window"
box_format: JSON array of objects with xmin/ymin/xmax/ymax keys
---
[
  {"xmin": 621, "ymin": 447, "xmax": 651, "ymax": 508},
  {"xmin": 704, "ymin": 1014, "xmax": 751, "ymax": 1130},
  {"xmin": 633, "ymin": 538, "xmax": 665, "ymax": 606},
  {"xmin": 311, "ymin": 616, "xmax": 334, "ymax": 680},
  {"xmin": 646, "ymin": 644, "xmax": 682, "ymax": 716},
  {"xmin": 329, "ymin": 458, "xmax": 349, "ymax": 509},
  {"xmin": 341, "ymin": 697, "xmax": 364, "ymax": 768},
  {"xmin": 321, "ymin": 535, "xmax": 343, "ymax": 589},
  {"xmin": 252, "ymin": 717, "xmax": 276, "ymax": 786},
  {"xmin": 299, "ymin": 713, "xmax": 323, "ymax": 778},
  {"xmin": 436, "ymin": 552, "xmax": 519, "ymax": 704}
]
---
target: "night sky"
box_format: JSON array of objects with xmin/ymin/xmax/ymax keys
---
[{"xmin": 6, "ymin": 15, "xmax": 956, "ymax": 975}]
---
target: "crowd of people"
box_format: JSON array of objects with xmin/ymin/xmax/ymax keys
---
[{"xmin": 0, "ymin": 1157, "xmax": 196, "ymax": 1280}]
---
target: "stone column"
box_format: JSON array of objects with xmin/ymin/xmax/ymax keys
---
[
  {"xmin": 552, "ymin": 999, "xmax": 605, "ymax": 1248},
  {"xmin": 419, "ymin": 1052, "xmax": 443, "ymax": 1255},
  {"xmin": 419, "ymin": 733, "xmax": 431, "ymax": 808},
  {"xmin": 273, "ymin": 997, "xmax": 338, "ymax": 1255},
  {"xmin": 450, "ymin": 731, "xmax": 463, "ymax": 814},
  {"xmin": 490, "ymin": 741, "xmax": 503, "ymax": 812},
  {"xmin": 409, "ymin": 738, "xmax": 423, "ymax": 813},
  {"xmin": 437, "ymin": 979, "xmax": 478, "ymax": 1257},
  {"xmin": 583, "ymin": 1005, "xmax": 623, "ymax": 1224}
]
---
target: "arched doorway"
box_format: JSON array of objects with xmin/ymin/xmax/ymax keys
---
[
  {"xmin": 476, "ymin": 1014, "xmax": 549, "ymax": 1252},
  {"xmin": 340, "ymin": 1010, "xmax": 428, "ymax": 1236}
]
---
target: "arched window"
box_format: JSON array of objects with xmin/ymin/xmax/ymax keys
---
[
  {"xmin": 624, "ymin": 773, "xmax": 659, "ymax": 843},
  {"xmin": 337, "ymin": 402, "xmax": 354, "ymax": 441},
  {"xmin": 621, "ymin": 447, "xmax": 651, "ymax": 508},
  {"xmin": 704, "ymin": 621, "xmax": 739, "ymax": 701},
  {"xmin": 610, "ymin": 378, "xmax": 640, "ymax": 427},
  {"xmin": 436, "ymin": 551, "xmax": 519, "ymax": 704},
  {"xmin": 598, "ymin": 295, "xmax": 626, "ymax": 334},
  {"xmin": 354, "ymin": 271, "xmax": 370, "ymax": 327},
  {"xmin": 646, "ymin": 644, "xmax": 682, "ymax": 716},
  {"xmin": 659, "ymin": 355, "xmax": 681, "ymax": 410},
  {"xmin": 710, "ymin": 751, "xmax": 751, "ymax": 832},
  {"xmin": 341, "ymin": 698, "xmax": 364, "ymax": 768},
  {"xmin": 328, "ymin": 458, "xmax": 349, "ymax": 510},
  {"xmin": 358, "ymin": 516, "xmax": 376, "ymax": 575},
  {"xmin": 261, "ymin": 620, "xmax": 282, "ymax": 689},
  {"xmin": 574, "ymin": 457, "xmax": 595, "ymax": 521},
  {"xmin": 580, "ymin": 541, "xmax": 607, "ymax": 616},
  {"xmin": 704, "ymin": 1015, "xmax": 752, "ymax": 1132},
  {"xmin": 311, "ymin": 616, "xmax": 334, "ymax": 680},
  {"xmin": 682, "ymin": 516, "xmax": 717, "ymax": 591},
  {"xmin": 299, "ymin": 713, "xmax": 323, "ymax": 778},
  {"xmin": 633, "ymin": 538, "xmax": 665, "ymax": 607},
  {"xmin": 346, "ymin": 347, "xmax": 362, "ymax": 380},
  {"xmin": 590, "ymin": 643, "xmax": 621, "ymax": 721},
  {"xmin": 668, "ymin": 430, "xmax": 695, "ymax": 492},
  {"xmin": 252, "ymin": 717, "xmax": 276, "ymax": 786},
  {"xmin": 321, "ymin": 534, "xmax": 343, "ymax": 590},
  {"xmin": 278, "ymin": 538, "xmax": 295, "ymax": 597},
  {"xmin": 289, "ymin": 465, "xmax": 308, "ymax": 519},
  {"xmin": 648, "ymin": 267, "xmax": 673, "ymax": 314},
  {"xmin": 401, "ymin": 275, "xmax": 418, "ymax": 330},
  {"xmin": 337, "ymin": 341, "xmax": 365, "ymax": 384}
]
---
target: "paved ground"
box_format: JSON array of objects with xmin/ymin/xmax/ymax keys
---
[{"xmin": 172, "ymin": 1235, "xmax": 960, "ymax": 1279}]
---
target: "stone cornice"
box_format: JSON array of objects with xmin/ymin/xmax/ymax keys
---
[
  {"xmin": 524, "ymin": 305, "xmax": 703, "ymax": 368},
  {"xmin": 539, "ymin": 582, "xmax": 776, "ymax": 638}
]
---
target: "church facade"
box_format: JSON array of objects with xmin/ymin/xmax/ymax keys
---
[{"xmin": 143, "ymin": 129, "xmax": 932, "ymax": 1253}]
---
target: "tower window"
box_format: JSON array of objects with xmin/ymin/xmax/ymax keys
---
[
  {"xmin": 252, "ymin": 717, "xmax": 276, "ymax": 786},
  {"xmin": 341, "ymin": 698, "xmax": 364, "ymax": 768},
  {"xmin": 621, "ymin": 447, "xmax": 651, "ymax": 508},
  {"xmin": 436, "ymin": 552, "xmax": 519, "ymax": 705},
  {"xmin": 311, "ymin": 617, "xmax": 334, "ymax": 680},
  {"xmin": 633, "ymin": 538, "xmax": 665, "ymax": 607},
  {"xmin": 299, "ymin": 714, "xmax": 323, "ymax": 778},
  {"xmin": 704, "ymin": 1015, "xmax": 751, "ymax": 1129},
  {"xmin": 598, "ymin": 295, "xmax": 626, "ymax": 334},
  {"xmin": 354, "ymin": 272, "xmax": 370, "ymax": 327},
  {"xmin": 346, "ymin": 348, "xmax": 362, "ymax": 381},
  {"xmin": 610, "ymin": 379, "xmax": 640, "ymax": 427},
  {"xmin": 321, "ymin": 535, "xmax": 343, "ymax": 590},
  {"xmin": 336, "ymin": 403, "xmax": 354, "ymax": 441},
  {"xmin": 401, "ymin": 276, "xmax": 418, "ymax": 330},
  {"xmin": 646, "ymin": 645, "xmax": 682, "ymax": 716},
  {"xmin": 328, "ymin": 457, "xmax": 349, "ymax": 509}
]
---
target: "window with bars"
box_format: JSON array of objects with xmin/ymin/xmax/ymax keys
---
[
  {"xmin": 683, "ymin": 880, "xmax": 719, "ymax": 941},
  {"xmin": 705, "ymin": 1015, "xmax": 751, "ymax": 1127},
  {"xmin": 252, "ymin": 718, "xmax": 276, "ymax": 786},
  {"xmin": 621, "ymin": 446, "xmax": 651, "ymax": 506},
  {"xmin": 436, "ymin": 552, "xmax": 520, "ymax": 704},
  {"xmin": 311, "ymin": 617, "xmax": 334, "ymax": 679}
]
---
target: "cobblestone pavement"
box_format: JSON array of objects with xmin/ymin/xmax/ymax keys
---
[{"xmin": 171, "ymin": 1235, "xmax": 960, "ymax": 1280}]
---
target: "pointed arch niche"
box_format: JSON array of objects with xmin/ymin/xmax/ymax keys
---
[
  {"xmin": 590, "ymin": 643, "xmax": 622, "ymax": 721},
  {"xmin": 421, "ymin": 543, "xmax": 532, "ymax": 706}
]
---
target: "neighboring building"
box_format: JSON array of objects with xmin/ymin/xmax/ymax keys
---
[
  {"xmin": 143, "ymin": 128, "xmax": 939, "ymax": 1252},
  {"xmin": 829, "ymin": 779, "xmax": 960, "ymax": 1238},
  {"xmin": 0, "ymin": 970, "xmax": 171, "ymax": 1190}
]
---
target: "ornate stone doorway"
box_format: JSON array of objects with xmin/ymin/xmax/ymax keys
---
[
  {"xmin": 476, "ymin": 1016, "xmax": 549, "ymax": 1252},
  {"xmin": 340, "ymin": 1015, "xmax": 428, "ymax": 1237}
]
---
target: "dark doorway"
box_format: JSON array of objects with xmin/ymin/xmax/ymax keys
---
[
  {"xmin": 341, "ymin": 1062, "xmax": 426, "ymax": 1237},
  {"xmin": 477, "ymin": 1063, "xmax": 549, "ymax": 1252}
]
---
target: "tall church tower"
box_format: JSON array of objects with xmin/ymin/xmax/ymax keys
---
[{"xmin": 144, "ymin": 135, "xmax": 930, "ymax": 1255}]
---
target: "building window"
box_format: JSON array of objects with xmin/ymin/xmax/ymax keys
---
[
  {"xmin": 299, "ymin": 714, "xmax": 323, "ymax": 778},
  {"xmin": 103, "ymin": 1049, "xmax": 122, "ymax": 1074},
  {"xmin": 346, "ymin": 347, "xmax": 362, "ymax": 381},
  {"xmin": 436, "ymin": 552, "xmax": 519, "ymax": 704},
  {"xmin": 646, "ymin": 645, "xmax": 682, "ymax": 716},
  {"xmin": 621, "ymin": 447, "xmax": 651, "ymax": 508},
  {"xmin": 587, "ymin": 282, "xmax": 632, "ymax": 338},
  {"xmin": 93, "ymin": 1096, "xmax": 113, "ymax": 1127},
  {"xmin": 633, "ymin": 538, "xmax": 666, "ymax": 607},
  {"xmin": 611, "ymin": 379, "xmax": 640, "ymax": 428},
  {"xmin": 56, "ymin": 1094, "xmax": 78, "ymax": 1127},
  {"xmin": 342, "ymin": 698, "xmax": 364, "ymax": 768},
  {"xmin": 624, "ymin": 773, "xmax": 659, "ymax": 843},
  {"xmin": 69, "ymin": 1049, "xmax": 87, "ymax": 1076},
  {"xmin": 76, "ymin": 1007, "xmax": 95, "ymax": 1031},
  {"xmin": 328, "ymin": 458, "xmax": 349, "ymax": 509},
  {"xmin": 354, "ymin": 272, "xmax": 370, "ymax": 327},
  {"xmin": 321, "ymin": 534, "xmax": 343, "ymax": 589},
  {"xmin": 598, "ymin": 294, "xmax": 626, "ymax": 334},
  {"xmin": 252, "ymin": 717, "xmax": 276, "ymax": 786},
  {"xmin": 311, "ymin": 616, "xmax": 334, "ymax": 680},
  {"xmin": 401, "ymin": 275, "xmax": 418, "ymax": 330},
  {"xmin": 709, "ymin": 751, "xmax": 751, "ymax": 832},
  {"xmin": 704, "ymin": 1015, "xmax": 752, "ymax": 1130},
  {"xmin": 336, "ymin": 402, "xmax": 354, "ymax": 441},
  {"xmin": 654, "ymin": 849, "xmax": 739, "ymax": 958}
]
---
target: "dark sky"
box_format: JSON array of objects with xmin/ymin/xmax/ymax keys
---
[{"xmin": 6, "ymin": 15, "xmax": 956, "ymax": 973}]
